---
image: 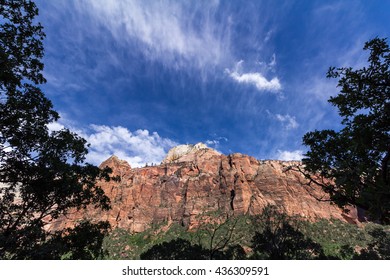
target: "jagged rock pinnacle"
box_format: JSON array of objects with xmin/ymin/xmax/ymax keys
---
[{"xmin": 99, "ymin": 154, "xmax": 132, "ymax": 170}]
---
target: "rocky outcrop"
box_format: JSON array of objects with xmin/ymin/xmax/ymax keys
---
[
  {"xmin": 162, "ymin": 142, "xmax": 220, "ymax": 164},
  {"xmin": 50, "ymin": 144, "xmax": 359, "ymax": 232}
]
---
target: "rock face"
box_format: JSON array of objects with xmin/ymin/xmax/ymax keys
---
[{"xmin": 50, "ymin": 144, "xmax": 359, "ymax": 232}]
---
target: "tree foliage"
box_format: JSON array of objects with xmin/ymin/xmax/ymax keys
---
[
  {"xmin": 354, "ymin": 227, "xmax": 390, "ymax": 260},
  {"xmin": 41, "ymin": 221, "xmax": 110, "ymax": 260},
  {"xmin": 140, "ymin": 238, "xmax": 209, "ymax": 260},
  {"xmin": 0, "ymin": 0, "xmax": 111, "ymax": 259},
  {"xmin": 194, "ymin": 211, "xmax": 244, "ymax": 259},
  {"xmin": 302, "ymin": 37, "xmax": 390, "ymax": 224},
  {"xmin": 100, "ymin": 209, "xmax": 390, "ymax": 260},
  {"xmin": 250, "ymin": 206, "xmax": 323, "ymax": 259}
]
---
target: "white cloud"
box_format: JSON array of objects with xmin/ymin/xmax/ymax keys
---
[
  {"xmin": 264, "ymin": 29, "xmax": 274, "ymax": 43},
  {"xmin": 229, "ymin": 72, "xmax": 281, "ymax": 92},
  {"xmin": 265, "ymin": 110, "xmax": 299, "ymax": 130},
  {"xmin": 205, "ymin": 140, "xmax": 219, "ymax": 146},
  {"xmin": 276, "ymin": 150, "xmax": 304, "ymax": 161},
  {"xmin": 47, "ymin": 113, "xmax": 81, "ymax": 133},
  {"xmin": 226, "ymin": 60, "xmax": 282, "ymax": 92},
  {"xmin": 47, "ymin": 122, "xmax": 65, "ymax": 132},
  {"xmin": 82, "ymin": 125, "xmax": 178, "ymax": 167},
  {"xmin": 47, "ymin": 119, "xmax": 178, "ymax": 168},
  {"xmin": 268, "ymin": 53, "xmax": 277, "ymax": 69},
  {"xmin": 205, "ymin": 135, "xmax": 228, "ymax": 151},
  {"xmin": 275, "ymin": 114, "xmax": 299, "ymax": 130}
]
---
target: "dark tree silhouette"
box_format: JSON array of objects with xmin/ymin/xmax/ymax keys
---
[
  {"xmin": 32, "ymin": 221, "xmax": 110, "ymax": 260},
  {"xmin": 140, "ymin": 238, "xmax": 209, "ymax": 260},
  {"xmin": 354, "ymin": 227, "xmax": 390, "ymax": 260},
  {"xmin": 0, "ymin": 0, "xmax": 111, "ymax": 259},
  {"xmin": 194, "ymin": 210, "xmax": 245, "ymax": 259},
  {"xmin": 301, "ymin": 38, "xmax": 390, "ymax": 223},
  {"xmin": 250, "ymin": 206, "xmax": 324, "ymax": 260},
  {"xmin": 224, "ymin": 244, "xmax": 247, "ymax": 260}
]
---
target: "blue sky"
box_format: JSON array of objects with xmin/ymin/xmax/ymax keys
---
[{"xmin": 35, "ymin": 0, "xmax": 390, "ymax": 167}]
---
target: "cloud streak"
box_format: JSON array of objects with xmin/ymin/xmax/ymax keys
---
[
  {"xmin": 226, "ymin": 60, "xmax": 282, "ymax": 92},
  {"xmin": 78, "ymin": 0, "xmax": 231, "ymax": 70},
  {"xmin": 275, "ymin": 114, "xmax": 299, "ymax": 130}
]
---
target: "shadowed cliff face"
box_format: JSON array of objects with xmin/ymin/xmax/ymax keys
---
[{"xmin": 49, "ymin": 145, "xmax": 359, "ymax": 232}]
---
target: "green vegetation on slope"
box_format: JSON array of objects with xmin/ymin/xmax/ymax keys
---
[{"xmin": 101, "ymin": 207, "xmax": 390, "ymax": 260}]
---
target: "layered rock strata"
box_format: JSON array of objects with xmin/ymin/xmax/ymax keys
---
[{"xmin": 50, "ymin": 145, "xmax": 358, "ymax": 232}]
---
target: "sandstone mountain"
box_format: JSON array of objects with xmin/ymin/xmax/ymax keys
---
[{"xmin": 50, "ymin": 144, "xmax": 360, "ymax": 232}]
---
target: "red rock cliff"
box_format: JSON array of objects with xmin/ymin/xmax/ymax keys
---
[{"xmin": 50, "ymin": 144, "xmax": 358, "ymax": 232}]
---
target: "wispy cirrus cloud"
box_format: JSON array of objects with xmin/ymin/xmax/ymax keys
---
[
  {"xmin": 205, "ymin": 135, "xmax": 228, "ymax": 151},
  {"xmin": 275, "ymin": 114, "xmax": 298, "ymax": 130},
  {"xmin": 265, "ymin": 110, "xmax": 298, "ymax": 130},
  {"xmin": 39, "ymin": 0, "xmax": 282, "ymax": 101},
  {"xmin": 77, "ymin": 0, "xmax": 232, "ymax": 70}
]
